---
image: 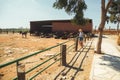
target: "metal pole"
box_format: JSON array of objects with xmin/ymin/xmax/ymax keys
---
[
  {"xmin": 60, "ymin": 45, "xmax": 66, "ymax": 66},
  {"xmin": 75, "ymin": 37, "xmax": 78, "ymax": 51}
]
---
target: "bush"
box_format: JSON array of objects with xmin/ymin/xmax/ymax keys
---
[{"xmin": 117, "ymin": 35, "xmax": 120, "ymax": 46}]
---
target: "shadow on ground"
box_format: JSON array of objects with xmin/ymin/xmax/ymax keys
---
[
  {"xmin": 100, "ymin": 53, "xmax": 120, "ymax": 72},
  {"xmin": 54, "ymin": 41, "xmax": 93, "ymax": 80},
  {"xmin": 93, "ymin": 34, "xmax": 108, "ymax": 38}
]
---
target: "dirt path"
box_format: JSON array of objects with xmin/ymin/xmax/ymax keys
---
[{"xmin": 91, "ymin": 35, "xmax": 120, "ymax": 80}]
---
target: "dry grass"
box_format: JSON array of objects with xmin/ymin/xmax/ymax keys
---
[
  {"xmin": 0, "ymin": 33, "xmax": 95, "ymax": 80},
  {"xmin": 117, "ymin": 35, "xmax": 120, "ymax": 45}
]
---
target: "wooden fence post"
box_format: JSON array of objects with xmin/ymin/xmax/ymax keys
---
[
  {"xmin": 75, "ymin": 37, "xmax": 78, "ymax": 51},
  {"xmin": 60, "ymin": 45, "xmax": 66, "ymax": 66},
  {"xmin": 17, "ymin": 62, "xmax": 25, "ymax": 80}
]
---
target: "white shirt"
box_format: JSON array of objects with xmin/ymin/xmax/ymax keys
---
[{"xmin": 79, "ymin": 32, "xmax": 84, "ymax": 37}]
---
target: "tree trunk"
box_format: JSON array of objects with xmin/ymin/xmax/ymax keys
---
[
  {"xmin": 96, "ymin": 0, "xmax": 106, "ymax": 54},
  {"xmin": 96, "ymin": 0, "xmax": 112, "ymax": 54},
  {"xmin": 117, "ymin": 22, "xmax": 119, "ymax": 35},
  {"xmin": 96, "ymin": 26, "xmax": 104, "ymax": 54}
]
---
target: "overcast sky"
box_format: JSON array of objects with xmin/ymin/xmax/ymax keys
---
[{"xmin": 0, "ymin": 0, "xmax": 116, "ymax": 29}]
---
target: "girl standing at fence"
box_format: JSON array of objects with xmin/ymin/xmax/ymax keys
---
[{"xmin": 78, "ymin": 29, "xmax": 84, "ymax": 48}]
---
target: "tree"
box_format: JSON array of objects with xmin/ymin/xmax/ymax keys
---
[
  {"xmin": 108, "ymin": 0, "xmax": 120, "ymax": 34},
  {"xmin": 53, "ymin": 0, "xmax": 116, "ymax": 54},
  {"xmin": 96, "ymin": 0, "xmax": 113, "ymax": 53},
  {"xmin": 53, "ymin": 0, "xmax": 87, "ymax": 25}
]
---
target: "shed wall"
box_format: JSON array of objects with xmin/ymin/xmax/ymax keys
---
[{"xmin": 52, "ymin": 21, "xmax": 92, "ymax": 33}]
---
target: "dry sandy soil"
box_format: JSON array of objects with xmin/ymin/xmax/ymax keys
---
[{"xmin": 0, "ymin": 33, "xmax": 95, "ymax": 80}]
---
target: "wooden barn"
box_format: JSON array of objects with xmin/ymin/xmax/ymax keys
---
[{"xmin": 30, "ymin": 19, "xmax": 93, "ymax": 34}]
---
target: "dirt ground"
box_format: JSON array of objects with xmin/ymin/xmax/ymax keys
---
[{"xmin": 0, "ymin": 33, "xmax": 95, "ymax": 80}]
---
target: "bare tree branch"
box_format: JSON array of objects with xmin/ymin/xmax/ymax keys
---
[{"xmin": 105, "ymin": 0, "xmax": 113, "ymax": 13}]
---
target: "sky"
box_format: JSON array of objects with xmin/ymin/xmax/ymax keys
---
[{"xmin": 0, "ymin": 0, "xmax": 117, "ymax": 29}]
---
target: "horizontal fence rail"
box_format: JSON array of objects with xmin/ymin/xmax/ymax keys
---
[
  {"xmin": 26, "ymin": 53, "xmax": 60, "ymax": 74},
  {"xmin": 67, "ymin": 43, "xmax": 75, "ymax": 53},
  {"xmin": 0, "ymin": 39, "xmax": 76, "ymax": 80},
  {"xmin": 13, "ymin": 53, "xmax": 61, "ymax": 80},
  {"xmin": 0, "ymin": 40, "xmax": 69, "ymax": 68},
  {"xmin": 29, "ymin": 58, "xmax": 61, "ymax": 80}
]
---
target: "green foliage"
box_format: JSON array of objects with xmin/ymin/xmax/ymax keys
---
[
  {"xmin": 109, "ymin": 1, "xmax": 118, "ymax": 14},
  {"xmin": 53, "ymin": 0, "xmax": 87, "ymax": 25},
  {"xmin": 72, "ymin": 15, "xmax": 86, "ymax": 25},
  {"xmin": 109, "ymin": 14, "xmax": 117, "ymax": 22},
  {"xmin": 53, "ymin": 0, "xmax": 67, "ymax": 9},
  {"xmin": 108, "ymin": 0, "xmax": 120, "ymax": 23}
]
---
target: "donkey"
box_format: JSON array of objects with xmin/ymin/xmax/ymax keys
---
[{"xmin": 21, "ymin": 31, "xmax": 28, "ymax": 38}]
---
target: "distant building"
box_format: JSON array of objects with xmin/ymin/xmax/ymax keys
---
[{"xmin": 30, "ymin": 19, "xmax": 93, "ymax": 33}]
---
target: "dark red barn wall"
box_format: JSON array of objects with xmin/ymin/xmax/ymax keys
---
[
  {"xmin": 30, "ymin": 19, "xmax": 93, "ymax": 33},
  {"xmin": 52, "ymin": 21, "xmax": 93, "ymax": 33}
]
